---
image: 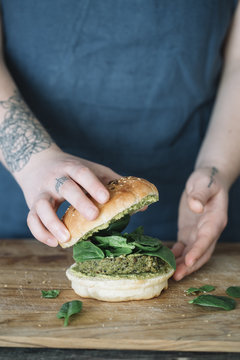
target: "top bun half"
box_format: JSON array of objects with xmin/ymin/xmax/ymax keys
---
[{"xmin": 61, "ymin": 176, "xmax": 159, "ymax": 248}]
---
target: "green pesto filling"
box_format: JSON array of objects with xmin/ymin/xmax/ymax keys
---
[
  {"xmin": 80, "ymin": 194, "xmax": 158, "ymax": 242},
  {"xmin": 70, "ymin": 261, "xmax": 171, "ymax": 280},
  {"xmin": 73, "ymin": 254, "xmax": 168, "ymax": 276}
]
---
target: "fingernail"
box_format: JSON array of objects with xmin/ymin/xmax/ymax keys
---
[
  {"xmin": 86, "ymin": 207, "xmax": 98, "ymax": 220},
  {"xmin": 47, "ymin": 238, "xmax": 58, "ymax": 247},
  {"xmin": 187, "ymin": 184, "xmax": 193, "ymax": 194},
  {"xmin": 97, "ymin": 190, "xmax": 109, "ymax": 203},
  {"xmin": 191, "ymin": 199, "xmax": 204, "ymax": 213},
  {"xmin": 187, "ymin": 258, "xmax": 196, "ymax": 267},
  {"xmin": 58, "ymin": 229, "xmax": 70, "ymax": 243},
  {"xmin": 174, "ymin": 273, "xmax": 184, "ymax": 281}
]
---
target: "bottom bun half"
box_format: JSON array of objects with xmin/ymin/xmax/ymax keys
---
[{"xmin": 66, "ymin": 264, "xmax": 174, "ymax": 302}]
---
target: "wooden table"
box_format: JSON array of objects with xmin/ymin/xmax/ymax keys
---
[{"xmin": 0, "ymin": 239, "xmax": 240, "ymax": 357}]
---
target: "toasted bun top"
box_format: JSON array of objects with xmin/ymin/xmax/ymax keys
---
[{"xmin": 61, "ymin": 176, "xmax": 158, "ymax": 248}]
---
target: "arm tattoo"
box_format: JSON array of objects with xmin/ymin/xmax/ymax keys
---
[
  {"xmin": 55, "ymin": 176, "xmax": 69, "ymax": 194},
  {"xmin": 207, "ymin": 166, "xmax": 218, "ymax": 188},
  {"xmin": 0, "ymin": 90, "xmax": 52, "ymax": 172}
]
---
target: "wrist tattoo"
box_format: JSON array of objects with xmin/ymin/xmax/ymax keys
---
[
  {"xmin": 207, "ymin": 166, "xmax": 218, "ymax": 188},
  {"xmin": 55, "ymin": 176, "xmax": 69, "ymax": 194},
  {"xmin": 0, "ymin": 90, "xmax": 52, "ymax": 172}
]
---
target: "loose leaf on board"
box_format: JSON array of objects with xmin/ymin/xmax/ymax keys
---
[
  {"xmin": 57, "ymin": 300, "xmax": 82, "ymax": 326},
  {"xmin": 41, "ymin": 290, "xmax": 60, "ymax": 298},
  {"xmin": 226, "ymin": 286, "xmax": 240, "ymax": 298},
  {"xmin": 186, "ymin": 285, "xmax": 215, "ymax": 295},
  {"xmin": 189, "ymin": 295, "xmax": 236, "ymax": 311}
]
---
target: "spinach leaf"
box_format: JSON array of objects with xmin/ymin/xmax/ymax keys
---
[
  {"xmin": 98, "ymin": 215, "xmax": 130, "ymax": 236},
  {"xmin": 144, "ymin": 245, "xmax": 176, "ymax": 271},
  {"xmin": 126, "ymin": 226, "xmax": 144, "ymax": 237},
  {"xmin": 226, "ymin": 286, "xmax": 240, "ymax": 298},
  {"xmin": 105, "ymin": 247, "xmax": 133, "ymax": 257},
  {"xmin": 132, "ymin": 242, "xmax": 162, "ymax": 252},
  {"xmin": 73, "ymin": 241, "xmax": 104, "ymax": 263},
  {"xmin": 41, "ymin": 290, "xmax": 60, "ymax": 298},
  {"xmin": 186, "ymin": 285, "xmax": 215, "ymax": 295},
  {"xmin": 94, "ymin": 235, "xmax": 135, "ymax": 249},
  {"xmin": 57, "ymin": 300, "xmax": 82, "ymax": 326},
  {"xmin": 127, "ymin": 233, "xmax": 162, "ymax": 247},
  {"xmin": 189, "ymin": 295, "xmax": 236, "ymax": 311}
]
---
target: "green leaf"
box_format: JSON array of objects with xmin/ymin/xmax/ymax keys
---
[
  {"xmin": 98, "ymin": 215, "xmax": 130, "ymax": 236},
  {"xmin": 127, "ymin": 226, "xmax": 144, "ymax": 237},
  {"xmin": 132, "ymin": 242, "xmax": 162, "ymax": 252},
  {"xmin": 105, "ymin": 247, "xmax": 133, "ymax": 257},
  {"xmin": 199, "ymin": 285, "xmax": 215, "ymax": 292},
  {"xmin": 73, "ymin": 241, "xmax": 104, "ymax": 263},
  {"xmin": 186, "ymin": 285, "xmax": 215, "ymax": 295},
  {"xmin": 94, "ymin": 235, "xmax": 135, "ymax": 249},
  {"xmin": 144, "ymin": 245, "xmax": 176, "ymax": 271},
  {"xmin": 41, "ymin": 290, "xmax": 60, "ymax": 298},
  {"xmin": 226, "ymin": 286, "xmax": 240, "ymax": 298},
  {"xmin": 189, "ymin": 295, "xmax": 236, "ymax": 311},
  {"xmin": 57, "ymin": 300, "xmax": 82, "ymax": 326},
  {"xmin": 127, "ymin": 233, "xmax": 162, "ymax": 248}
]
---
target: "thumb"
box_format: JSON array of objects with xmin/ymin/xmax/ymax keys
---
[{"xmin": 185, "ymin": 169, "xmax": 219, "ymax": 214}]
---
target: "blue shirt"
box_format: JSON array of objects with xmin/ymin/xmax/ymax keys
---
[{"xmin": 1, "ymin": 0, "xmax": 239, "ymax": 240}]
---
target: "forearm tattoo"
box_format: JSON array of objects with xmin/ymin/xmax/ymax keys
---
[
  {"xmin": 55, "ymin": 176, "xmax": 69, "ymax": 194},
  {"xmin": 0, "ymin": 90, "xmax": 52, "ymax": 172},
  {"xmin": 207, "ymin": 166, "xmax": 218, "ymax": 188}
]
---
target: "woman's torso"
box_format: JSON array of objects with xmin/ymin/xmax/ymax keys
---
[{"xmin": 1, "ymin": 0, "xmax": 239, "ymax": 240}]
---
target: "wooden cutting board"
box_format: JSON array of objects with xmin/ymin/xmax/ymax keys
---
[{"xmin": 0, "ymin": 239, "xmax": 240, "ymax": 352}]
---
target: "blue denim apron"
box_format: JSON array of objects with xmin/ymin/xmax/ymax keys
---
[{"xmin": 1, "ymin": 0, "xmax": 239, "ymax": 241}]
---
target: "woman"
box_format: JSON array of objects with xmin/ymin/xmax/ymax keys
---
[{"xmin": 0, "ymin": 0, "xmax": 239, "ymax": 281}]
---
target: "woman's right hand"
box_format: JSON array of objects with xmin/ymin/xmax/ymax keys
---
[{"xmin": 16, "ymin": 146, "xmax": 121, "ymax": 247}]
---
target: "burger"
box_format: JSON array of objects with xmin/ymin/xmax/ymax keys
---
[{"xmin": 61, "ymin": 176, "xmax": 176, "ymax": 302}]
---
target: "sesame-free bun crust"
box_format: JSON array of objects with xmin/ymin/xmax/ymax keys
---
[
  {"xmin": 66, "ymin": 264, "xmax": 174, "ymax": 302},
  {"xmin": 61, "ymin": 176, "xmax": 158, "ymax": 248}
]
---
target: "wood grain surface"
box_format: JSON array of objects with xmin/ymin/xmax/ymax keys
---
[{"xmin": 0, "ymin": 239, "xmax": 240, "ymax": 352}]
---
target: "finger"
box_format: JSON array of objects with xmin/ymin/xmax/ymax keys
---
[
  {"xmin": 68, "ymin": 166, "xmax": 109, "ymax": 204},
  {"xmin": 184, "ymin": 218, "xmax": 223, "ymax": 267},
  {"xmin": 35, "ymin": 197, "xmax": 70, "ymax": 244},
  {"xmin": 171, "ymin": 241, "xmax": 185, "ymax": 258},
  {"xmin": 186, "ymin": 171, "xmax": 220, "ymax": 213},
  {"xmin": 132, "ymin": 205, "xmax": 148, "ymax": 214},
  {"xmin": 57, "ymin": 177, "xmax": 99, "ymax": 220},
  {"xmin": 140, "ymin": 205, "xmax": 148, "ymax": 212},
  {"xmin": 97, "ymin": 168, "xmax": 122, "ymax": 186},
  {"xmin": 27, "ymin": 211, "xmax": 58, "ymax": 247},
  {"xmin": 80, "ymin": 160, "xmax": 121, "ymax": 186},
  {"xmin": 174, "ymin": 226, "xmax": 197, "ymax": 259},
  {"xmin": 173, "ymin": 242, "xmax": 216, "ymax": 281}
]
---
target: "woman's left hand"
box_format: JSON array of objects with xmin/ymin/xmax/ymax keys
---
[{"xmin": 172, "ymin": 166, "xmax": 229, "ymax": 281}]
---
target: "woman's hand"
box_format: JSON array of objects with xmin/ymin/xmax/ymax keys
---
[
  {"xmin": 16, "ymin": 147, "xmax": 120, "ymax": 247},
  {"xmin": 172, "ymin": 167, "xmax": 229, "ymax": 281}
]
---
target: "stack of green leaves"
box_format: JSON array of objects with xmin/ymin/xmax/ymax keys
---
[{"xmin": 73, "ymin": 215, "xmax": 176, "ymax": 270}]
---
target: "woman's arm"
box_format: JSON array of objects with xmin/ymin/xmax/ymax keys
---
[
  {"xmin": 172, "ymin": 1, "xmax": 240, "ymax": 280},
  {"xmin": 196, "ymin": 1, "xmax": 240, "ymax": 184},
  {"xmin": 0, "ymin": 12, "xmax": 119, "ymax": 246}
]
